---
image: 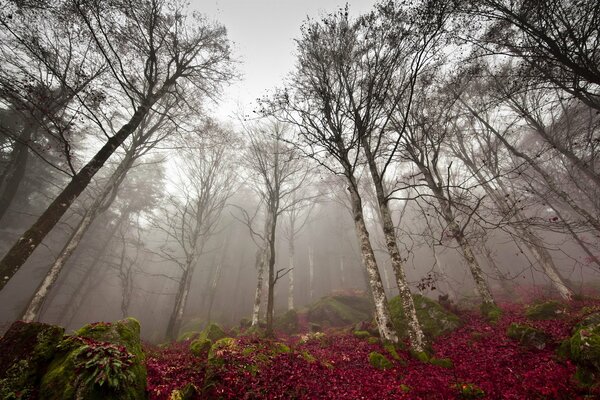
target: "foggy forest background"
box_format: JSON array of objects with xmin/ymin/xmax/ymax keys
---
[{"xmin": 0, "ymin": 0, "xmax": 598, "ymax": 344}]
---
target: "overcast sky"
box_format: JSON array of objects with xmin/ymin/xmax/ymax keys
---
[{"xmin": 192, "ymin": 0, "xmax": 376, "ymax": 122}]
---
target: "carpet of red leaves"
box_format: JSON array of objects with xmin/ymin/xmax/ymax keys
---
[{"xmin": 145, "ymin": 299, "xmax": 600, "ymax": 399}]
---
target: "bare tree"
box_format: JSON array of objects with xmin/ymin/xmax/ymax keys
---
[
  {"xmin": 237, "ymin": 120, "xmax": 311, "ymax": 337},
  {"xmin": 0, "ymin": 0, "xmax": 233, "ymax": 291},
  {"xmin": 153, "ymin": 124, "xmax": 236, "ymax": 340}
]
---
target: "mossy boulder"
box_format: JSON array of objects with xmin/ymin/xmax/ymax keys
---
[
  {"xmin": 389, "ymin": 294, "xmax": 461, "ymax": 340},
  {"xmin": 190, "ymin": 338, "xmax": 212, "ymax": 356},
  {"xmin": 368, "ymin": 351, "xmax": 393, "ymax": 370},
  {"xmin": 168, "ymin": 383, "xmax": 197, "ymax": 400},
  {"xmin": 40, "ymin": 318, "xmax": 146, "ymax": 400},
  {"xmin": 480, "ymin": 303, "xmax": 502, "ymax": 323},
  {"xmin": 307, "ymin": 295, "xmax": 373, "ymax": 327},
  {"xmin": 177, "ymin": 318, "xmax": 205, "ymax": 341},
  {"xmin": 559, "ymin": 312, "xmax": 600, "ymax": 387},
  {"xmin": 274, "ymin": 309, "xmax": 299, "ymax": 334},
  {"xmin": 0, "ymin": 321, "xmax": 64, "ymax": 400},
  {"xmin": 506, "ymin": 323, "xmax": 551, "ymax": 350},
  {"xmin": 525, "ymin": 300, "xmax": 565, "ymax": 320},
  {"xmin": 353, "ymin": 330, "xmax": 371, "ymax": 339},
  {"xmin": 199, "ymin": 323, "xmax": 226, "ymax": 342}
]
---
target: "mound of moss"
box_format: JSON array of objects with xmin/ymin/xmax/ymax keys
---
[
  {"xmin": 189, "ymin": 323, "xmax": 227, "ymax": 357},
  {"xmin": 559, "ymin": 312, "xmax": 600, "ymax": 388},
  {"xmin": 0, "ymin": 321, "xmax": 64, "ymax": 399},
  {"xmin": 368, "ymin": 351, "xmax": 393, "ymax": 370},
  {"xmin": 40, "ymin": 318, "xmax": 146, "ymax": 400},
  {"xmin": 389, "ymin": 294, "xmax": 461, "ymax": 339},
  {"xmin": 177, "ymin": 318, "xmax": 205, "ymax": 341},
  {"xmin": 307, "ymin": 294, "xmax": 373, "ymax": 327},
  {"xmin": 506, "ymin": 323, "xmax": 551, "ymax": 350},
  {"xmin": 274, "ymin": 309, "xmax": 299, "ymax": 334},
  {"xmin": 525, "ymin": 301, "xmax": 565, "ymax": 320}
]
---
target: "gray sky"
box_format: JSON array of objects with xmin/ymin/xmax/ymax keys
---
[{"xmin": 192, "ymin": 0, "xmax": 376, "ymax": 121}]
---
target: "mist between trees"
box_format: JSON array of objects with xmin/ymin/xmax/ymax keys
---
[{"xmin": 0, "ymin": 0, "xmax": 598, "ymax": 346}]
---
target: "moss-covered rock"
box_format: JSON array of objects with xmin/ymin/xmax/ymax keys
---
[
  {"xmin": 177, "ymin": 318, "xmax": 205, "ymax": 341},
  {"xmin": 40, "ymin": 318, "xmax": 146, "ymax": 400},
  {"xmin": 560, "ymin": 312, "xmax": 600, "ymax": 387},
  {"xmin": 353, "ymin": 330, "xmax": 371, "ymax": 339},
  {"xmin": 274, "ymin": 309, "xmax": 299, "ymax": 334},
  {"xmin": 307, "ymin": 294, "xmax": 373, "ymax": 327},
  {"xmin": 190, "ymin": 338, "xmax": 212, "ymax": 356},
  {"xmin": 525, "ymin": 300, "xmax": 565, "ymax": 320},
  {"xmin": 0, "ymin": 321, "xmax": 64, "ymax": 400},
  {"xmin": 389, "ymin": 294, "xmax": 461, "ymax": 340},
  {"xmin": 506, "ymin": 323, "xmax": 551, "ymax": 350},
  {"xmin": 368, "ymin": 351, "xmax": 393, "ymax": 370},
  {"xmin": 480, "ymin": 303, "xmax": 502, "ymax": 323},
  {"xmin": 199, "ymin": 323, "xmax": 226, "ymax": 342},
  {"xmin": 429, "ymin": 357, "xmax": 453, "ymax": 368}
]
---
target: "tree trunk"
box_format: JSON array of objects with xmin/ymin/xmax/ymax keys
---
[
  {"xmin": 346, "ymin": 175, "xmax": 398, "ymax": 343},
  {"xmin": 60, "ymin": 218, "xmax": 123, "ymax": 327},
  {"xmin": 362, "ymin": 141, "xmax": 424, "ymax": 351},
  {"xmin": 288, "ymin": 235, "xmax": 295, "ymax": 310},
  {"xmin": 251, "ymin": 248, "xmax": 266, "ymax": 326},
  {"xmin": 22, "ymin": 154, "xmax": 134, "ymax": 321},
  {"xmin": 0, "ymin": 100, "xmax": 155, "ymax": 291},
  {"xmin": 0, "ymin": 126, "xmax": 33, "ymax": 222},
  {"xmin": 308, "ymin": 245, "xmax": 314, "ymax": 301},
  {"xmin": 419, "ymin": 166, "xmax": 496, "ymax": 307},
  {"xmin": 265, "ymin": 207, "xmax": 277, "ymax": 337}
]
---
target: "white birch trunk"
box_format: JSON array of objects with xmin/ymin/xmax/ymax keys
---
[
  {"xmin": 308, "ymin": 246, "xmax": 314, "ymax": 301},
  {"xmin": 251, "ymin": 248, "xmax": 266, "ymax": 326}
]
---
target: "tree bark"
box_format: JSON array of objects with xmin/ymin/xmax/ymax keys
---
[
  {"xmin": 22, "ymin": 151, "xmax": 135, "ymax": 321},
  {"xmin": 251, "ymin": 248, "xmax": 266, "ymax": 326},
  {"xmin": 0, "ymin": 99, "xmax": 155, "ymax": 291},
  {"xmin": 346, "ymin": 174, "xmax": 398, "ymax": 342},
  {"xmin": 288, "ymin": 234, "xmax": 295, "ymax": 310},
  {"xmin": 308, "ymin": 245, "xmax": 314, "ymax": 301},
  {"xmin": 361, "ymin": 141, "xmax": 425, "ymax": 351},
  {"xmin": 419, "ymin": 166, "xmax": 496, "ymax": 307}
]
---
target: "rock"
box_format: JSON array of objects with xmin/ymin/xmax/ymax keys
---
[
  {"xmin": 199, "ymin": 323, "xmax": 227, "ymax": 342},
  {"xmin": 308, "ymin": 322, "xmax": 322, "ymax": 333},
  {"xmin": 190, "ymin": 338, "xmax": 212, "ymax": 356},
  {"xmin": 353, "ymin": 330, "xmax": 371, "ymax": 339},
  {"xmin": 307, "ymin": 294, "xmax": 373, "ymax": 327},
  {"xmin": 525, "ymin": 300, "xmax": 565, "ymax": 320},
  {"xmin": 481, "ymin": 303, "xmax": 502, "ymax": 323},
  {"xmin": 0, "ymin": 321, "xmax": 64, "ymax": 400},
  {"xmin": 368, "ymin": 351, "xmax": 393, "ymax": 370},
  {"xmin": 177, "ymin": 318, "xmax": 205, "ymax": 341},
  {"xmin": 274, "ymin": 309, "xmax": 299, "ymax": 334},
  {"xmin": 506, "ymin": 323, "xmax": 551, "ymax": 350},
  {"xmin": 168, "ymin": 383, "xmax": 197, "ymax": 400},
  {"xmin": 40, "ymin": 318, "xmax": 146, "ymax": 400},
  {"xmin": 560, "ymin": 312, "xmax": 600, "ymax": 387},
  {"xmin": 389, "ymin": 294, "xmax": 461, "ymax": 339}
]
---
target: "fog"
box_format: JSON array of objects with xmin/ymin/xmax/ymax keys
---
[{"xmin": 0, "ymin": 0, "xmax": 599, "ymax": 345}]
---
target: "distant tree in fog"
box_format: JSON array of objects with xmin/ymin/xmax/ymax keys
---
[{"xmin": 0, "ymin": 0, "xmax": 234, "ymax": 291}]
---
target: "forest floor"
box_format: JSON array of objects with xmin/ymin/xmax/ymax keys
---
[{"xmin": 144, "ymin": 298, "xmax": 600, "ymax": 399}]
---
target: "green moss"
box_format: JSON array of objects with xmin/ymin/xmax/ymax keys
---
[
  {"xmin": 400, "ymin": 384, "xmax": 411, "ymax": 393},
  {"xmin": 177, "ymin": 318, "xmax": 204, "ymax": 341},
  {"xmin": 199, "ymin": 323, "xmax": 226, "ymax": 342},
  {"xmin": 307, "ymin": 295, "xmax": 373, "ymax": 327},
  {"xmin": 389, "ymin": 294, "xmax": 461, "ymax": 340},
  {"xmin": 207, "ymin": 337, "xmax": 237, "ymax": 366},
  {"xmin": 299, "ymin": 350, "xmax": 316, "ymax": 363},
  {"xmin": 525, "ymin": 301, "xmax": 565, "ymax": 320},
  {"xmin": 506, "ymin": 323, "xmax": 550, "ymax": 350},
  {"xmin": 353, "ymin": 330, "xmax": 371, "ymax": 339},
  {"xmin": 429, "ymin": 357, "xmax": 453, "ymax": 368},
  {"xmin": 480, "ymin": 302, "xmax": 502, "ymax": 323},
  {"xmin": 177, "ymin": 331, "xmax": 201, "ymax": 341},
  {"xmin": 410, "ymin": 350, "xmax": 430, "ymax": 363},
  {"xmin": 40, "ymin": 318, "xmax": 146, "ymax": 400},
  {"xmin": 0, "ymin": 321, "xmax": 64, "ymax": 400},
  {"xmin": 367, "ymin": 337, "xmax": 380, "ymax": 345},
  {"xmin": 368, "ymin": 351, "xmax": 393, "ymax": 370},
  {"xmin": 383, "ymin": 343, "xmax": 407, "ymax": 366},
  {"xmin": 452, "ymin": 382, "xmax": 485, "ymax": 398},
  {"xmin": 190, "ymin": 338, "xmax": 212, "ymax": 356}
]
